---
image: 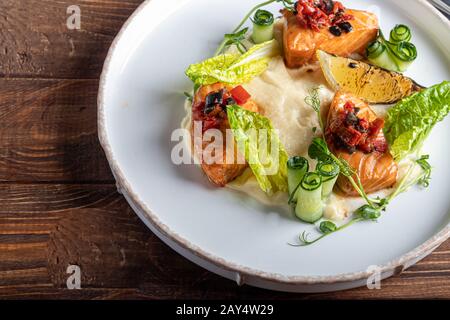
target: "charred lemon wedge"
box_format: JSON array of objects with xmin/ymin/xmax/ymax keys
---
[{"xmin": 317, "ymin": 50, "xmax": 422, "ymax": 104}]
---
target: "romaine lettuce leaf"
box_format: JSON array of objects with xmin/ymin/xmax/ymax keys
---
[
  {"xmin": 185, "ymin": 40, "xmax": 279, "ymax": 87},
  {"xmin": 384, "ymin": 81, "xmax": 450, "ymax": 160},
  {"xmin": 227, "ymin": 105, "xmax": 288, "ymax": 195}
]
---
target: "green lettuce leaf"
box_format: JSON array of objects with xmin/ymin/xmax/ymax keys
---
[
  {"xmin": 185, "ymin": 40, "xmax": 279, "ymax": 87},
  {"xmin": 227, "ymin": 105, "xmax": 288, "ymax": 195},
  {"xmin": 384, "ymin": 81, "xmax": 450, "ymax": 160}
]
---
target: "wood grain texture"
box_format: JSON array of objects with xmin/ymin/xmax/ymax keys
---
[
  {"xmin": 0, "ymin": 184, "xmax": 449, "ymax": 300},
  {"xmin": 0, "ymin": 79, "xmax": 114, "ymax": 182},
  {"xmin": 0, "ymin": 0, "xmax": 449, "ymax": 299},
  {"xmin": 0, "ymin": 0, "xmax": 142, "ymax": 79}
]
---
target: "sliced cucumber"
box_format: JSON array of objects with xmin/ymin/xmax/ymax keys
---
[
  {"xmin": 252, "ymin": 24, "xmax": 274, "ymax": 44},
  {"xmin": 251, "ymin": 10, "xmax": 274, "ymax": 44},
  {"xmin": 316, "ymin": 160, "xmax": 340, "ymax": 199},
  {"xmin": 287, "ymin": 156, "xmax": 309, "ymax": 201},
  {"xmin": 295, "ymin": 172, "xmax": 324, "ymax": 223},
  {"xmin": 386, "ymin": 41, "xmax": 417, "ymax": 72}
]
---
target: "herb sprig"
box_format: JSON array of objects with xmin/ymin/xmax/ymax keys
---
[
  {"xmin": 221, "ymin": 28, "xmax": 250, "ymax": 55},
  {"xmin": 305, "ymin": 87, "xmax": 325, "ymax": 134}
]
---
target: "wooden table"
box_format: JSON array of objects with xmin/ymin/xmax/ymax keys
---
[{"xmin": 0, "ymin": 0, "xmax": 449, "ymax": 300}]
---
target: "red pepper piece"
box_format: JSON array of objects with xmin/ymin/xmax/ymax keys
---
[{"xmin": 230, "ymin": 85, "xmax": 251, "ymax": 105}]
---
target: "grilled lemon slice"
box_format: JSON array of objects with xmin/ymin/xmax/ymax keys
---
[{"xmin": 317, "ymin": 50, "xmax": 422, "ymax": 104}]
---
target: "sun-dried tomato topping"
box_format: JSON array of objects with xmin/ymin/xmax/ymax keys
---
[
  {"xmin": 292, "ymin": 0, "xmax": 353, "ymax": 32},
  {"xmin": 192, "ymin": 87, "xmax": 244, "ymax": 132},
  {"xmin": 326, "ymin": 101, "xmax": 388, "ymax": 154}
]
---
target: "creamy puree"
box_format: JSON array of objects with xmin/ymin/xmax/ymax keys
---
[
  {"xmin": 226, "ymin": 57, "xmax": 334, "ymax": 209},
  {"xmin": 181, "ymin": 54, "xmax": 419, "ymax": 221}
]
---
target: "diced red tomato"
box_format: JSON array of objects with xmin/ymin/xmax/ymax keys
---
[{"xmin": 230, "ymin": 85, "xmax": 251, "ymax": 105}]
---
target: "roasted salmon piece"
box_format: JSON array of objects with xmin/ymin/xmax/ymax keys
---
[
  {"xmin": 337, "ymin": 150, "xmax": 398, "ymax": 196},
  {"xmin": 326, "ymin": 91, "xmax": 398, "ymax": 196},
  {"xmin": 283, "ymin": 9, "xmax": 379, "ymax": 68},
  {"xmin": 191, "ymin": 83, "xmax": 258, "ymax": 187}
]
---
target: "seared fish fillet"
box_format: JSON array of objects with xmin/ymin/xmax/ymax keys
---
[
  {"xmin": 283, "ymin": 9, "xmax": 379, "ymax": 68},
  {"xmin": 326, "ymin": 91, "xmax": 398, "ymax": 196},
  {"xmin": 337, "ymin": 151, "xmax": 398, "ymax": 196},
  {"xmin": 192, "ymin": 83, "xmax": 258, "ymax": 187}
]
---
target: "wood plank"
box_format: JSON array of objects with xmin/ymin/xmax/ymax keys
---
[
  {"xmin": 0, "ymin": 184, "xmax": 240, "ymax": 298},
  {"xmin": 0, "ymin": 0, "xmax": 143, "ymax": 79},
  {"xmin": 0, "ymin": 184, "xmax": 150, "ymax": 290},
  {"xmin": 0, "ymin": 183, "xmax": 449, "ymax": 299},
  {"xmin": 0, "ymin": 79, "xmax": 114, "ymax": 182}
]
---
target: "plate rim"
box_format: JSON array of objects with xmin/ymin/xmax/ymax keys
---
[{"xmin": 97, "ymin": 0, "xmax": 450, "ymax": 287}]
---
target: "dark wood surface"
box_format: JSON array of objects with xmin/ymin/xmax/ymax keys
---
[{"xmin": 0, "ymin": 0, "xmax": 449, "ymax": 300}]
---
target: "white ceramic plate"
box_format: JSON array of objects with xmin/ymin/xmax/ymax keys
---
[{"xmin": 98, "ymin": 0, "xmax": 450, "ymax": 292}]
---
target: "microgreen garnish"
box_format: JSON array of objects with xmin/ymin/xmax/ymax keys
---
[
  {"xmin": 308, "ymin": 137, "xmax": 376, "ymax": 207},
  {"xmin": 319, "ymin": 220, "xmax": 337, "ymax": 234},
  {"xmin": 290, "ymin": 218, "xmax": 364, "ymax": 246},
  {"xmin": 222, "ymin": 28, "xmax": 249, "ymax": 54}
]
